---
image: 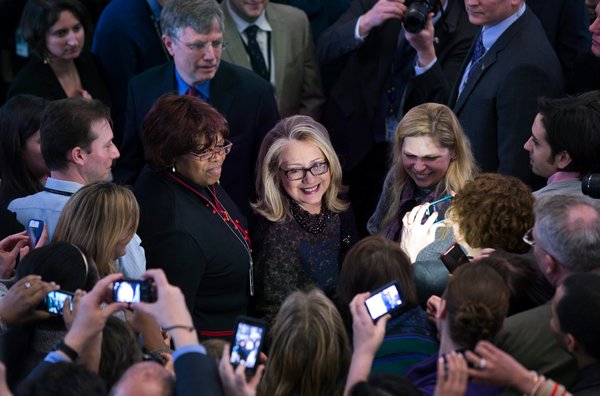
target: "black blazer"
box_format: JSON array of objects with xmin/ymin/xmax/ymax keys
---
[
  {"xmin": 6, "ymin": 52, "xmax": 111, "ymax": 106},
  {"xmin": 447, "ymin": 8, "xmax": 563, "ymax": 185},
  {"xmin": 114, "ymin": 60, "xmax": 280, "ymax": 219},
  {"xmin": 316, "ymin": 0, "xmax": 477, "ymax": 171}
]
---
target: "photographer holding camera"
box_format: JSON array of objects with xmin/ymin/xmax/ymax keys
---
[{"xmin": 316, "ymin": 0, "xmax": 477, "ymax": 236}]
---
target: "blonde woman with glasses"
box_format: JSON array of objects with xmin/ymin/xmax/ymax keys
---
[{"xmin": 252, "ymin": 115, "xmax": 358, "ymax": 324}]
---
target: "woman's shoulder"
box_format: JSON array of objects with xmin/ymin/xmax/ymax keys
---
[{"xmin": 7, "ymin": 58, "xmax": 60, "ymax": 100}]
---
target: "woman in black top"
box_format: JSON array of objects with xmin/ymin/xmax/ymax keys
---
[
  {"xmin": 7, "ymin": 0, "xmax": 110, "ymax": 105},
  {"xmin": 135, "ymin": 94, "xmax": 250, "ymax": 339}
]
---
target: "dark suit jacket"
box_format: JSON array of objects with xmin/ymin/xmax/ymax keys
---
[
  {"xmin": 92, "ymin": 0, "xmax": 171, "ymax": 145},
  {"xmin": 6, "ymin": 52, "xmax": 111, "ymax": 106},
  {"xmin": 527, "ymin": 0, "xmax": 591, "ymax": 76},
  {"xmin": 114, "ymin": 61, "xmax": 280, "ymax": 219},
  {"xmin": 174, "ymin": 351, "xmax": 224, "ymax": 396},
  {"xmin": 447, "ymin": 7, "xmax": 563, "ymax": 185},
  {"xmin": 316, "ymin": 0, "xmax": 477, "ymax": 171}
]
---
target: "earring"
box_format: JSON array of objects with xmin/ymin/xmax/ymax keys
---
[{"xmin": 172, "ymin": 164, "xmax": 176, "ymax": 173}]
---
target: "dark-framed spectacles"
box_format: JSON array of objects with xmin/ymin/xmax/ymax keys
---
[
  {"xmin": 172, "ymin": 36, "xmax": 227, "ymax": 53},
  {"xmin": 189, "ymin": 140, "xmax": 233, "ymax": 161},
  {"xmin": 522, "ymin": 227, "xmax": 535, "ymax": 247},
  {"xmin": 280, "ymin": 161, "xmax": 329, "ymax": 181}
]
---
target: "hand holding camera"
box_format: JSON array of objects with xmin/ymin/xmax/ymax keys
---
[
  {"xmin": 359, "ymin": 0, "xmax": 408, "ymax": 37},
  {"xmin": 130, "ymin": 269, "xmax": 198, "ymax": 348},
  {"xmin": 0, "ymin": 275, "xmax": 57, "ymax": 327}
]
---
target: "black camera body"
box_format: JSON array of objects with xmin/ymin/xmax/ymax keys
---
[
  {"xmin": 404, "ymin": 0, "xmax": 441, "ymax": 33},
  {"xmin": 582, "ymin": 174, "xmax": 600, "ymax": 198}
]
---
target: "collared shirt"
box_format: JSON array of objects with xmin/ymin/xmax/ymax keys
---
[
  {"xmin": 175, "ymin": 68, "xmax": 211, "ymax": 100},
  {"xmin": 8, "ymin": 177, "xmax": 146, "ymax": 278},
  {"xmin": 458, "ymin": 2, "xmax": 526, "ymax": 95},
  {"xmin": 226, "ymin": 0, "xmax": 275, "ymax": 84},
  {"xmin": 547, "ymin": 171, "xmax": 581, "ymax": 185}
]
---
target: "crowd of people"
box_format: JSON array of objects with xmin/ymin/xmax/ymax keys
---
[{"xmin": 1, "ymin": 0, "xmax": 600, "ymax": 395}]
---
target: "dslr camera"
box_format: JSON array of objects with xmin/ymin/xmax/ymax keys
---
[{"xmin": 404, "ymin": 0, "xmax": 442, "ymax": 33}]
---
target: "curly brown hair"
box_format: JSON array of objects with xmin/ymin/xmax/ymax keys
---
[{"xmin": 448, "ymin": 173, "xmax": 534, "ymax": 253}]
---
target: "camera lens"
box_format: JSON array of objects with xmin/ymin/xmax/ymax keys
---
[
  {"xmin": 404, "ymin": 1, "xmax": 430, "ymax": 33},
  {"xmin": 582, "ymin": 174, "xmax": 600, "ymax": 198}
]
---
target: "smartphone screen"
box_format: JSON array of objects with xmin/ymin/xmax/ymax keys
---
[
  {"xmin": 440, "ymin": 243, "xmax": 470, "ymax": 273},
  {"xmin": 27, "ymin": 219, "xmax": 44, "ymax": 249},
  {"xmin": 113, "ymin": 279, "xmax": 153, "ymax": 303},
  {"xmin": 422, "ymin": 195, "xmax": 453, "ymax": 224},
  {"xmin": 230, "ymin": 316, "xmax": 267, "ymax": 373},
  {"xmin": 364, "ymin": 282, "xmax": 404, "ymax": 321},
  {"xmin": 44, "ymin": 290, "xmax": 73, "ymax": 316}
]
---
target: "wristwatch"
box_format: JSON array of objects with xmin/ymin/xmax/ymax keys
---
[{"xmin": 52, "ymin": 339, "xmax": 79, "ymax": 361}]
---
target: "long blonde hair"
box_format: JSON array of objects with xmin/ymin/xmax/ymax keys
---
[
  {"xmin": 252, "ymin": 115, "xmax": 348, "ymax": 222},
  {"xmin": 258, "ymin": 289, "xmax": 351, "ymax": 396},
  {"xmin": 54, "ymin": 182, "xmax": 140, "ymax": 277},
  {"xmin": 378, "ymin": 103, "xmax": 477, "ymax": 233}
]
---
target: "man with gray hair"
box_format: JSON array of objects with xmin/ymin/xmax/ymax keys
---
[
  {"xmin": 495, "ymin": 194, "xmax": 600, "ymax": 388},
  {"xmin": 115, "ymin": 0, "xmax": 280, "ymax": 219}
]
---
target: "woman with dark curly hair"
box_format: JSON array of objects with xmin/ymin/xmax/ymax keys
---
[{"xmin": 400, "ymin": 173, "xmax": 534, "ymax": 304}]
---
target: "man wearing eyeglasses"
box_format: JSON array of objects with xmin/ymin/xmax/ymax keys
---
[
  {"xmin": 495, "ymin": 194, "xmax": 600, "ymax": 389},
  {"xmin": 115, "ymin": 0, "xmax": 280, "ymax": 220}
]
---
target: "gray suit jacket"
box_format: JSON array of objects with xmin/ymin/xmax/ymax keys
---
[{"xmin": 221, "ymin": 1, "xmax": 324, "ymax": 119}]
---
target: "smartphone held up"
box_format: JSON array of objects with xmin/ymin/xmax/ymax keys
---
[
  {"xmin": 230, "ymin": 316, "xmax": 267, "ymax": 375},
  {"xmin": 364, "ymin": 282, "xmax": 405, "ymax": 322}
]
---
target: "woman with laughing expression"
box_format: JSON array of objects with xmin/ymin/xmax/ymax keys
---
[
  {"xmin": 252, "ymin": 115, "xmax": 358, "ymax": 324},
  {"xmin": 368, "ymin": 103, "xmax": 477, "ymax": 242}
]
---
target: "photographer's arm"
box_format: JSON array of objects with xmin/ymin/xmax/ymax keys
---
[
  {"xmin": 344, "ymin": 292, "xmax": 389, "ymax": 396},
  {"xmin": 132, "ymin": 269, "xmax": 223, "ymax": 396}
]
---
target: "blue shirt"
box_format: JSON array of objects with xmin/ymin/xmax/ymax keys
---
[{"xmin": 175, "ymin": 68, "xmax": 211, "ymax": 100}]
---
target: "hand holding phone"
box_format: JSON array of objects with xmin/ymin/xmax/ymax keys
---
[
  {"xmin": 421, "ymin": 195, "xmax": 453, "ymax": 224},
  {"xmin": 230, "ymin": 316, "xmax": 267, "ymax": 375},
  {"xmin": 26, "ymin": 219, "xmax": 44, "ymax": 249},
  {"xmin": 364, "ymin": 282, "xmax": 404, "ymax": 321},
  {"xmin": 440, "ymin": 242, "xmax": 470, "ymax": 273},
  {"xmin": 42, "ymin": 290, "xmax": 74, "ymax": 316},
  {"xmin": 113, "ymin": 279, "xmax": 155, "ymax": 303}
]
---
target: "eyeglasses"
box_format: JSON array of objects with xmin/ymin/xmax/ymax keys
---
[
  {"xmin": 172, "ymin": 36, "xmax": 227, "ymax": 54},
  {"xmin": 189, "ymin": 140, "xmax": 233, "ymax": 161},
  {"xmin": 522, "ymin": 227, "xmax": 535, "ymax": 247},
  {"xmin": 280, "ymin": 161, "xmax": 329, "ymax": 181}
]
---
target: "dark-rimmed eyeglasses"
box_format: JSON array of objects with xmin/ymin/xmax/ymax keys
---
[
  {"xmin": 189, "ymin": 140, "xmax": 233, "ymax": 161},
  {"xmin": 280, "ymin": 161, "xmax": 329, "ymax": 181},
  {"xmin": 522, "ymin": 227, "xmax": 535, "ymax": 247}
]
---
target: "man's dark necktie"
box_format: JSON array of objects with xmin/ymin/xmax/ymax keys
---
[
  {"xmin": 244, "ymin": 25, "xmax": 269, "ymax": 81},
  {"xmin": 466, "ymin": 34, "xmax": 485, "ymax": 82}
]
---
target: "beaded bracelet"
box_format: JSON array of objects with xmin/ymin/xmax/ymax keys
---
[{"xmin": 163, "ymin": 325, "xmax": 195, "ymax": 332}]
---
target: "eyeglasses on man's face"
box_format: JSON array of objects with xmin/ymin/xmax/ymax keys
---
[
  {"xmin": 172, "ymin": 36, "xmax": 227, "ymax": 54},
  {"xmin": 189, "ymin": 140, "xmax": 233, "ymax": 161},
  {"xmin": 523, "ymin": 227, "xmax": 536, "ymax": 247},
  {"xmin": 280, "ymin": 161, "xmax": 329, "ymax": 181}
]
